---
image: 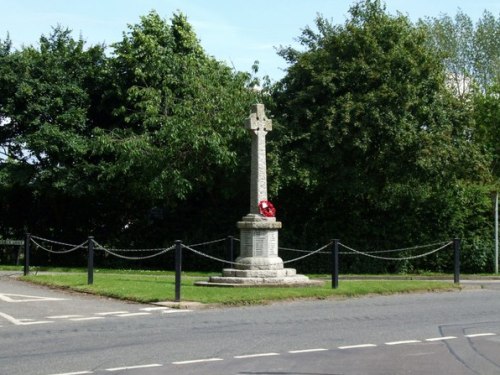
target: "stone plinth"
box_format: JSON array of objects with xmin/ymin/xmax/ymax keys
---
[
  {"xmin": 196, "ymin": 214, "xmax": 322, "ymax": 287},
  {"xmin": 235, "ymin": 214, "xmax": 283, "ymax": 270}
]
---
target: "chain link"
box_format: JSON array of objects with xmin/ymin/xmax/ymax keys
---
[
  {"xmin": 339, "ymin": 242, "xmax": 452, "ymax": 261},
  {"xmin": 185, "ymin": 238, "xmax": 226, "ymax": 248},
  {"xmin": 280, "ymin": 246, "xmax": 330, "ymax": 254},
  {"xmin": 348, "ymin": 241, "xmax": 451, "ymax": 255},
  {"xmin": 30, "ymin": 237, "xmax": 87, "ymax": 254},
  {"xmin": 181, "ymin": 244, "xmax": 247, "ymax": 266},
  {"xmin": 92, "ymin": 239, "xmax": 171, "ymax": 253},
  {"xmin": 283, "ymin": 242, "xmax": 332, "ymax": 264},
  {"xmin": 99, "ymin": 245, "xmax": 175, "ymax": 260},
  {"xmin": 182, "ymin": 242, "xmax": 333, "ymax": 267},
  {"xmin": 31, "ymin": 235, "xmax": 84, "ymax": 249}
]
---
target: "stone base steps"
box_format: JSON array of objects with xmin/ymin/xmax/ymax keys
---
[{"xmin": 195, "ymin": 271, "xmax": 324, "ymax": 287}]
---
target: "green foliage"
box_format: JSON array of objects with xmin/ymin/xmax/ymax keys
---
[
  {"xmin": 473, "ymin": 82, "xmax": 500, "ymax": 179},
  {"xmin": 0, "ymin": 12, "xmax": 258, "ymax": 245},
  {"xmin": 0, "ymin": 27, "xmax": 108, "ymax": 239},
  {"xmin": 420, "ymin": 10, "xmax": 500, "ymax": 98},
  {"xmin": 101, "ymin": 11, "xmax": 255, "ymax": 202},
  {"xmin": 420, "ymin": 10, "xmax": 500, "ymax": 188},
  {"xmin": 270, "ymin": 0, "xmax": 493, "ymax": 272}
]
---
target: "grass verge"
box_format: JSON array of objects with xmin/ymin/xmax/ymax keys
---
[{"xmin": 21, "ymin": 271, "xmax": 458, "ymax": 306}]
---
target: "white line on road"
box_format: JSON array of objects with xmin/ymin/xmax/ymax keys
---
[
  {"xmin": 426, "ymin": 336, "xmax": 457, "ymax": 342},
  {"xmin": 385, "ymin": 340, "xmax": 422, "ymax": 345},
  {"xmin": 162, "ymin": 309, "xmax": 192, "ymax": 314},
  {"xmin": 0, "ymin": 293, "xmax": 67, "ymax": 302},
  {"xmin": 37, "ymin": 331, "xmax": 499, "ymax": 374},
  {"xmin": 95, "ymin": 311, "xmax": 129, "ymax": 316},
  {"xmin": 0, "ymin": 312, "xmax": 53, "ymax": 325},
  {"xmin": 19, "ymin": 320, "xmax": 54, "ymax": 325},
  {"xmin": 172, "ymin": 358, "xmax": 224, "ymax": 365},
  {"xmin": 47, "ymin": 371, "xmax": 93, "ymax": 375},
  {"xmin": 47, "ymin": 315, "xmax": 85, "ymax": 319},
  {"xmin": 465, "ymin": 333, "xmax": 497, "ymax": 338},
  {"xmin": 288, "ymin": 348, "xmax": 329, "ymax": 354},
  {"xmin": 139, "ymin": 307, "xmax": 169, "ymax": 311},
  {"xmin": 105, "ymin": 364, "xmax": 162, "ymax": 371},
  {"xmin": 116, "ymin": 312, "xmax": 151, "ymax": 317},
  {"xmin": 234, "ymin": 353, "xmax": 280, "ymax": 359},
  {"xmin": 338, "ymin": 344, "xmax": 377, "ymax": 350}
]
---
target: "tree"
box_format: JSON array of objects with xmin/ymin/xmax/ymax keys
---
[
  {"xmin": 0, "ymin": 12, "xmax": 259, "ymax": 252},
  {"xmin": 0, "ymin": 27, "xmax": 108, "ymax": 241},
  {"xmin": 420, "ymin": 10, "xmax": 500, "ymax": 98},
  {"xmin": 88, "ymin": 11, "xmax": 259, "ymax": 244},
  {"xmin": 421, "ymin": 10, "xmax": 500, "ymax": 256},
  {"xmin": 474, "ymin": 82, "xmax": 500, "ymax": 179},
  {"xmin": 270, "ymin": 0, "xmax": 492, "ymax": 272}
]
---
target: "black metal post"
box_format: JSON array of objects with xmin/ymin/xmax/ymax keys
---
[
  {"xmin": 175, "ymin": 240, "xmax": 182, "ymax": 302},
  {"xmin": 226, "ymin": 236, "xmax": 234, "ymax": 264},
  {"xmin": 332, "ymin": 239, "xmax": 339, "ymax": 289},
  {"xmin": 453, "ymin": 238, "xmax": 460, "ymax": 284},
  {"xmin": 24, "ymin": 233, "xmax": 30, "ymax": 276},
  {"xmin": 87, "ymin": 236, "xmax": 94, "ymax": 285}
]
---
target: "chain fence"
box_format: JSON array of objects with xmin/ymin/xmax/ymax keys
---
[
  {"xmin": 181, "ymin": 241, "xmax": 332, "ymax": 268},
  {"xmin": 338, "ymin": 241, "xmax": 453, "ymax": 261},
  {"xmin": 91, "ymin": 239, "xmax": 176, "ymax": 260},
  {"xmin": 21, "ymin": 232, "xmax": 461, "ymax": 298},
  {"xmin": 279, "ymin": 241, "xmax": 452, "ymax": 256},
  {"xmin": 30, "ymin": 235, "xmax": 88, "ymax": 254},
  {"xmin": 24, "ymin": 233, "xmax": 455, "ymax": 268}
]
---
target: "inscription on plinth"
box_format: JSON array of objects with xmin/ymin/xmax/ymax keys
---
[{"xmin": 240, "ymin": 229, "xmax": 278, "ymax": 257}]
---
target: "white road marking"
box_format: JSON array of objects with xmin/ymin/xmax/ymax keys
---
[
  {"xmin": 234, "ymin": 353, "xmax": 280, "ymax": 359},
  {"xmin": 172, "ymin": 358, "xmax": 224, "ymax": 365},
  {"xmin": 338, "ymin": 344, "xmax": 377, "ymax": 350},
  {"xmin": 139, "ymin": 307, "xmax": 169, "ymax": 311},
  {"xmin": 426, "ymin": 336, "xmax": 457, "ymax": 342},
  {"xmin": 95, "ymin": 311, "xmax": 129, "ymax": 316},
  {"xmin": 0, "ymin": 312, "xmax": 53, "ymax": 325},
  {"xmin": 116, "ymin": 312, "xmax": 151, "ymax": 317},
  {"xmin": 34, "ymin": 331, "xmax": 500, "ymax": 374},
  {"xmin": 465, "ymin": 333, "xmax": 497, "ymax": 338},
  {"xmin": 0, "ymin": 293, "xmax": 67, "ymax": 303},
  {"xmin": 385, "ymin": 340, "xmax": 422, "ymax": 345},
  {"xmin": 47, "ymin": 315, "xmax": 84, "ymax": 319},
  {"xmin": 105, "ymin": 364, "xmax": 162, "ymax": 371},
  {"xmin": 162, "ymin": 309, "xmax": 191, "ymax": 314},
  {"xmin": 288, "ymin": 348, "xmax": 328, "ymax": 354},
  {"xmin": 69, "ymin": 317, "xmax": 105, "ymax": 321}
]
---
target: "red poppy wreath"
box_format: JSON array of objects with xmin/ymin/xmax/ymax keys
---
[{"xmin": 258, "ymin": 200, "xmax": 276, "ymax": 217}]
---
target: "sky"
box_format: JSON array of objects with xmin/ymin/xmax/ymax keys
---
[{"xmin": 0, "ymin": 0, "xmax": 499, "ymax": 81}]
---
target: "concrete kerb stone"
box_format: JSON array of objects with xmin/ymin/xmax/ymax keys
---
[{"xmin": 153, "ymin": 301, "xmax": 211, "ymax": 310}]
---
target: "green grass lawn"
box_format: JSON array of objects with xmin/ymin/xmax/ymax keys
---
[{"xmin": 20, "ymin": 270, "xmax": 458, "ymax": 306}]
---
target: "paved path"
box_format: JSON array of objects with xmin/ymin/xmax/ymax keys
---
[{"xmin": 1, "ymin": 272, "xmax": 500, "ymax": 374}]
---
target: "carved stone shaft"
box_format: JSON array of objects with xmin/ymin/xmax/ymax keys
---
[{"xmin": 246, "ymin": 104, "xmax": 272, "ymax": 214}]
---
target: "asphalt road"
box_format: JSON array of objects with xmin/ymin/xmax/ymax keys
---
[{"xmin": 1, "ymin": 272, "xmax": 500, "ymax": 375}]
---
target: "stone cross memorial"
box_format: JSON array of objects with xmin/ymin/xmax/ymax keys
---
[{"xmin": 204, "ymin": 104, "xmax": 318, "ymax": 286}]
